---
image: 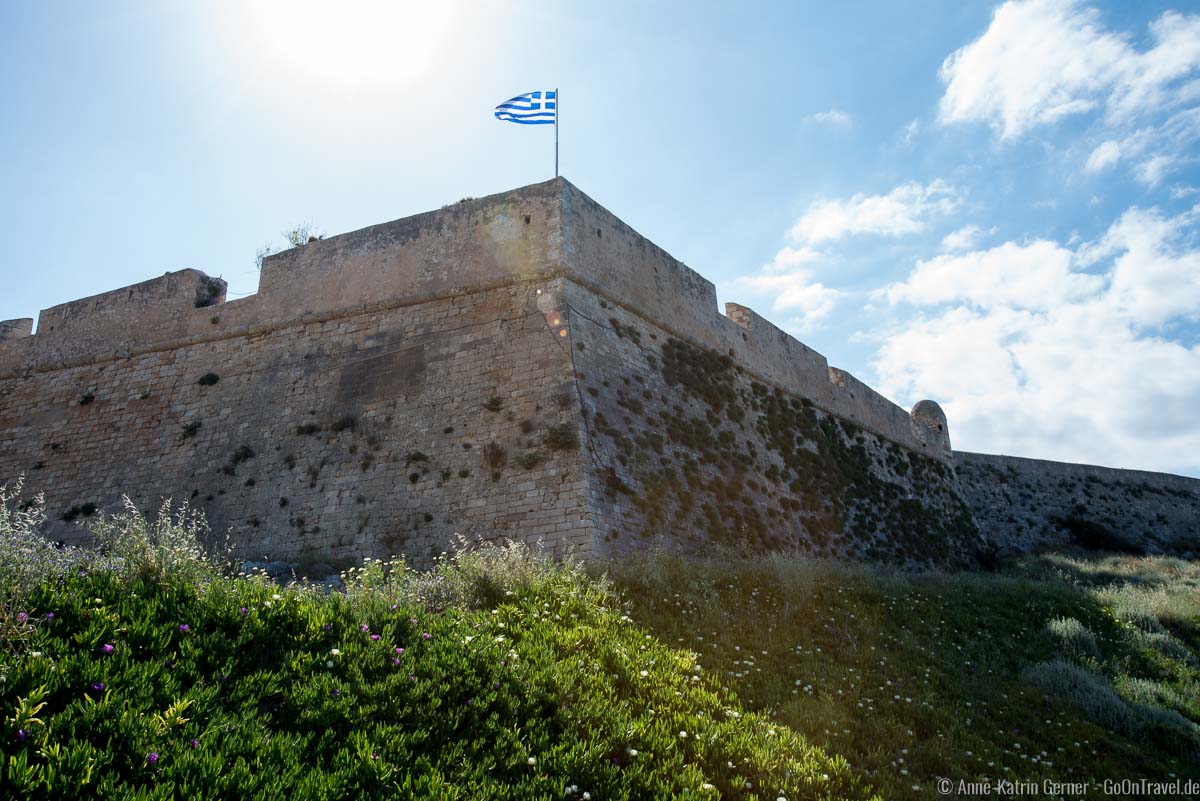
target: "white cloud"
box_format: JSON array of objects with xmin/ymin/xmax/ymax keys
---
[
  {"xmin": 764, "ymin": 245, "xmax": 820, "ymax": 272},
  {"xmin": 885, "ymin": 239, "xmax": 1102, "ymax": 310},
  {"xmin": 940, "ymin": 224, "xmax": 994, "ymax": 252},
  {"xmin": 1136, "ymin": 153, "xmax": 1174, "ymax": 187},
  {"xmin": 939, "ymin": 0, "xmax": 1200, "ymax": 139},
  {"xmin": 873, "ymin": 204, "xmax": 1200, "ymax": 474},
  {"xmin": 788, "ymin": 180, "xmax": 959, "ymax": 245},
  {"xmin": 809, "ymin": 108, "xmax": 853, "ymax": 127},
  {"xmin": 729, "ymin": 270, "xmax": 843, "ymax": 332},
  {"xmin": 1084, "ymin": 139, "xmax": 1121, "ymax": 172},
  {"xmin": 903, "ymin": 119, "xmax": 920, "ymax": 145}
]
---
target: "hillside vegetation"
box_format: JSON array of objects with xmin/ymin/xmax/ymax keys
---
[{"xmin": 2, "ymin": 481, "xmax": 1199, "ymax": 799}]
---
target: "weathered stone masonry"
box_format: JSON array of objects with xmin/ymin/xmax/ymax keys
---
[{"xmin": 2, "ymin": 178, "xmax": 1197, "ymax": 565}]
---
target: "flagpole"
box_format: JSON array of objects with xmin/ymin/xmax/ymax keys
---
[{"xmin": 555, "ymin": 87, "xmax": 559, "ymax": 178}]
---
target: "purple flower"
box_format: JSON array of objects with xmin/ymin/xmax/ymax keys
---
[
  {"xmin": 45, "ymin": 613, "xmax": 54, "ymax": 621},
  {"xmin": 370, "ymin": 634, "xmax": 380, "ymax": 641},
  {"xmin": 323, "ymin": 623, "xmax": 332, "ymax": 631},
  {"xmin": 494, "ymin": 682, "xmax": 501, "ymax": 689},
  {"xmin": 101, "ymin": 643, "xmax": 114, "ymax": 655},
  {"xmin": 371, "ymin": 751, "xmax": 380, "ymax": 760},
  {"xmin": 146, "ymin": 752, "xmax": 159, "ymax": 767},
  {"xmin": 390, "ymin": 604, "xmax": 398, "ymax": 610},
  {"xmin": 408, "ymin": 675, "xmax": 416, "ymax": 682},
  {"xmin": 409, "ymin": 618, "xmax": 418, "ymax": 626},
  {"xmin": 240, "ymin": 607, "xmax": 248, "ymax": 616},
  {"xmin": 178, "ymin": 624, "xmax": 190, "ymax": 633},
  {"xmin": 189, "ymin": 739, "xmax": 200, "ymax": 749},
  {"xmin": 394, "ymin": 647, "xmax": 405, "ymax": 655},
  {"xmin": 91, "ymin": 682, "xmax": 105, "ymax": 692},
  {"xmin": 16, "ymin": 612, "xmax": 27, "ymax": 624},
  {"xmin": 392, "ymin": 658, "xmax": 401, "ymax": 667},
  {"xmin": 332, "ymin": 688, "xmax": 340, "ymax": 697},
  {"xmin": 359, "ymin": 624, "xmax": 369, "ymax": 633},
  {"xmin": 16, "ymin": 729, "xmax": 28, "ymax": 742},
  {"xmin": 421, "ymin": 632, "xmax": 432, "ymax": 640}
]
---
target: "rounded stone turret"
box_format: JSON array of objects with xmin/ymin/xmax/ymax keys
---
[{"xmin": 910, "ymin": 400, "xmax": 952, "ymax": 459}]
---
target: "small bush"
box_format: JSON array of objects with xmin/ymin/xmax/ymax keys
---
[
  {"xmin": 1021, "ymin": 659, "xmax": 1141, "ymax": 737},
  {"xmin": 295, "ymin": 423, "xmax": 321, "ymax": 436},
  {"xmin": 329, "ymin": 414, "xmax": 356, "ymax": 433},
  {"xmin": 482, "ymin": 396, "xmax": 504, "ymax": 413},
  {"xmin": 196, "ymin": 373, "xmax": 220, "ymax": 386},
  {"xmin": 544, "ymin": 424, "xmax": 578, "ymax": 451},
  {"xmin": 89, "ymin": 497, "xmax": 225, "ymax": 585},
  {"xmin": 180, "ymin": 421, "xmax": 202, "ymax": 440},
  {"xmin": 517, "ymin": 452, "xmax": 543, "ymax": 470},
  {"xmin": 1045, "ymin": 617, "xmax": 1100, "ymax": 660},
  {"xmin": 481, "ymin": 442, "xmax": 506, "ymax": 470}
]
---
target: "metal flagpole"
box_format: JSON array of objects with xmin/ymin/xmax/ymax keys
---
[{"xmin": 555, "ymin": 87, "xmax": 559, "ymax": 178}]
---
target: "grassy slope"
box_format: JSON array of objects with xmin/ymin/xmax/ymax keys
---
[
  {"xmin": 607, "ymin": 550, "xmax": 1200, "ymax": 800},
  {"xmin": 1, "ymin": 553, "xmax": 868, "ymax": 801},
  {"xmin": 4, "ymin": 539, "xmax": 1199, "ymax": 800}
]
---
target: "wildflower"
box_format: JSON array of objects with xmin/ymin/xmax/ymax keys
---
[
  {"xmin": 326, "ymin": 660, "xmax": 334, "ymax": 669},
  {"xmin": 360, "ymin": 624, "xmax": 369, "ymax": 633},
  {"xmin": 395, "ymin": 647, "xmax": 405, "ymax": 655},
  {"xmin": 146, "ymin": 753, "xmax": 159, "ymax": 766},
  {"xmin": 102, "ymin": 643, "xmax": 114, "ymax": 655},
  {"xmin": 392, "ymin": 658, "xmax": 401, "ymax": 666},
  {"xmin": 390, "ymin": 604, "xmax": 398, "ymax": 610},
  {"xmin": 679, "ymin": 731, "xmax": 687, "ymax": 738},
  {"xmin": 527, "ymin": 757, "xmax": 537, "ymax": 766},
  {"xmin": 189, "ymin": 739, "xmax": 200, "ymax": 749},
  {"xmin": 91, "ymin": 682, "xmax": 105, "ymax": 692},
  {"xmin": 422, "ymin": 632, "xmax": 432, "ymax": 640},
  {"xmin": 45, "ymin": 613, "xmax": 54, "ymax": 621},
  {"xmin": 702, "ymin": 784, "xmax": 715, "ymax": 791},
  {"xmin": 15, "ymin": 612, "xmax": 28, "ymax": 624},
  {"xmin": 239, "ymin": 607, "xmax": 248, "ymax": 616},
  {"xmin": 370, "ymin": 634, "xmax": 381, "ymax": 641},
  {"xmin": 408, "ymin": 675, "xmax": 416, "ymax": 682},
  {"xmin": 16, "ymin": 729, "xmax": 28, "ymax": 742},
  {"xmin": 371, "ymin": 751, "xmax": 380, "ymax": 760},
  {"xmin": 272, "ymin": 594, "xmax": 281, "ymax": 601},
  {"xmin": 627, "ymin": 748, "xmax": 638, "ymax": 757},
  {"xmin": 178, "ymin": 624, "xmax": 190, "ymax": 633},
  {"xmin": 330, "ymin": 648, "xmax": 341, "ymax": 656},
  {"xmin": 332, "ymin": 688, "xmax": 340, "ymax": 697}
]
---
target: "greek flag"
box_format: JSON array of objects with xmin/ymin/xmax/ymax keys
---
[{"xmin": 495, "ymin": 90, "xmax": 556, "ymax": 125}]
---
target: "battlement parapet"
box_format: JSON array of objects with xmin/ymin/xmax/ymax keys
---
[{"xmin": 1, "ymin": 178, "xmax": 948, "ymax": 461}]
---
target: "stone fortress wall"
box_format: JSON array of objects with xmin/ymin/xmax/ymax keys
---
[{"xmin": 1, "ymin": 178, "xmax": 1195, "ymax": 565}]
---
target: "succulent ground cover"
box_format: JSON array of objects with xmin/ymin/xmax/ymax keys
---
[{"xmin": 0, "ymin": 488, "xmax": 866, "ymax": 800}]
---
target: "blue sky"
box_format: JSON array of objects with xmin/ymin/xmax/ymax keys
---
[{"xmin": 3, "ymin": 0, "xmax": 1199, "ymax": 476}]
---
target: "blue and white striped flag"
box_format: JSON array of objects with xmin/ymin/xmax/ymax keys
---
[{"xmin": 495, "ymin": 90, "xmax": 557, "ymax": 125}]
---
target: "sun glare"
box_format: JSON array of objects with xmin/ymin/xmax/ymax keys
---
[{"xmin": 242, "ymin": 0, "xmax": 458, "ymax": 89}]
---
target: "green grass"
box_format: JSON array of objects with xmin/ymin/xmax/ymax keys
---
[
  {"xmin": 3, "ymin": 483, "xmax": 1199, "ymax": 799},
  {"xmin": 605, "ymin": 549, "xmax": 1200, "ymax": 800}
]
